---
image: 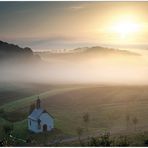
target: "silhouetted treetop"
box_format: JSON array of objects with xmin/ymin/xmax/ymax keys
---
[
  {"xmin": 0, "ymin": 40, "xmax": 40, "ymax": 62},
  {"xmin": 0, "ymin": 40, "xmax": 33, "ymax": 56}
]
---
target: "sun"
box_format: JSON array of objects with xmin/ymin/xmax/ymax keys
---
[{"xmin": 113, "ymin": 21, "xmax": 140, "ymax": 39}]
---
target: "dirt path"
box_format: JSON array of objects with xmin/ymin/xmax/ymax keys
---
[{"xmin": 48, "ymin": 127, "xmax": 147, "ymax": 146}]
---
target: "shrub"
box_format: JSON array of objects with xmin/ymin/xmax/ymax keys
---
[
  {"xmin": 89, "ymin": 132, "xmax": 113, "ymax": 146},
  {"xmin": 115, "ymin": 136, "xmax": 130, "ymax": 146}
]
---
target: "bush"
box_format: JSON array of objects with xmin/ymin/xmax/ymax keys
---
[
  {"xmin": 144, "ymin": 139, "xmax": 148, "ymax": 146},
  {"xmin": 89, "ymin": 132, "xmax": 113, "ymax": 146},
  {"xmin": 3, "ymin": 123, "xmax": 14, "ymax": 136},
  {"xmin": 115, "ymin": 136, "xmax": 130, "ymax": 146},
  {"xmin": 0, "ymin": 109, "xmax": 6, "ymax": 118}
]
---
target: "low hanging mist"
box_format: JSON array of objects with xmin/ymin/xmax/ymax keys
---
[{"xmin": 1, "ymin": 41, "xmax": 148, "ymax": 85}]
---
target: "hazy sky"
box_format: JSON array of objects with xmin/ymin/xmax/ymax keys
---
[{"xmin": 1, "ymin": 1, "xmax": 148, "ymax": 51}]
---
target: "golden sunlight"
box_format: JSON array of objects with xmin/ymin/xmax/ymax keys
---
[
  {"xmin": 112, "ymin": 21, "xmax": 140, "ymax": 39},
  {"xmin": 115, "ymin": 21, "xmax": 140, "ymax": 38}
]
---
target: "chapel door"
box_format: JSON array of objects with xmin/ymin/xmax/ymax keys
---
[{"xmin": 43, "ymin": 124, "xmax": 47, "ymax": 132}]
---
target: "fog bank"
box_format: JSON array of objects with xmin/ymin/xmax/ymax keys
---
[{"xmin": 1, "ymin": 50, "xmax": 148, "ymax": 85}]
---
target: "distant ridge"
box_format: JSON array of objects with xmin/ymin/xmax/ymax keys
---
[
  {"xmin": 73, "ymin": 46, "xmax": 141, "ymax": 56},
  {"xmin": 0, "ymin": 40, "xmax": 40, "ymax": 62},
  {"xmin": 36, "ymin": 46, "xmax": 140, "ymax": 57}
]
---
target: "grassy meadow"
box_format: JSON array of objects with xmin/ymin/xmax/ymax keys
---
[{"xmin": 1, "ymin": 83, "xmax": 148, "ymax": 146}]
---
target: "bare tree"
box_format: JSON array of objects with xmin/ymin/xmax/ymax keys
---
[
  {"xmin": 126, "ymin": 113, "xmax": 130, "ymax": 130},
  {"xmin": 83, "ymin": 112, "xmax": 90, "ymax": 133},
  {"xmin": 83, "ymin": 112, "xmax": 90, "ymax": 144},
  {"xmin": 132, "ymin": 117, "xmax": 138, "ymax": 131},
  {"xmin": 76, "ymin": 127, "xmax": 83, "ymax": 146}
]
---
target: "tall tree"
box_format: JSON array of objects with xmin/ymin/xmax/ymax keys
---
[{"xmin": 2, "ymin": 123, "xmax": 14, "ymax": 146}]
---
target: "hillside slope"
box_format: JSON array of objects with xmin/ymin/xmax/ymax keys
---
[{"xmin": 0, "ymin": 40, "xmax": 40, "ymax": 63}]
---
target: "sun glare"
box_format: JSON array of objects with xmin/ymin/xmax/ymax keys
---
[{"xmin": 113, "ymin": 21, "xmax": 140, "ymax": 39}]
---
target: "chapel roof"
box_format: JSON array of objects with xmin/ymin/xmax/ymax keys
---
[{"xmin": 28, "ymin": 108, "xmax": 54, "ymax": 120}]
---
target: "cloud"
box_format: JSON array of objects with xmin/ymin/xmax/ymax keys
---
[
  {"xmin": 67, "ymin": 2, "xmax": 103, "ymax": 11},
  {"xmin": 67, "ymin": 2, "xmax": 93, "ymax": 11},
  {"xmin": 69, "ymin": 6, "xmax": 85, "ymax": 11}
]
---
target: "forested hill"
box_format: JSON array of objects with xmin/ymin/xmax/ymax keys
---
[{"xmin": 0, "ymin": 41, "xmax": 40, "ymax": 63}]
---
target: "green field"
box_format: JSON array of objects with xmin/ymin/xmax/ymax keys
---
[{"xmin": 1, "ymin": 84, "xmax": 148, "ymax": 146}]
